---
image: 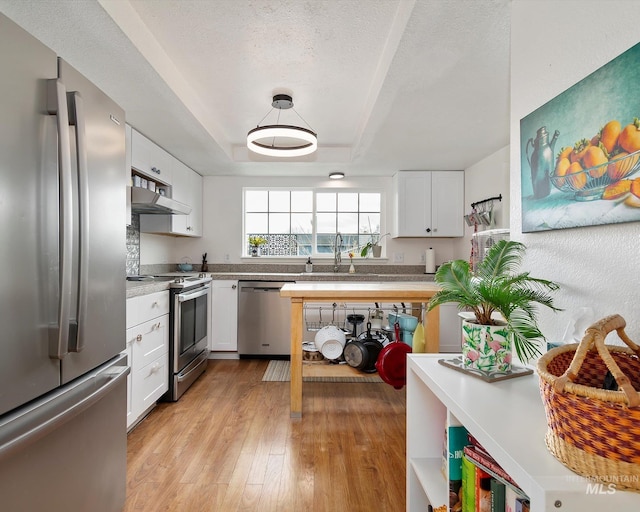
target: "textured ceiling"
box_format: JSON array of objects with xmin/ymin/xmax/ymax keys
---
[{"xmin": 0, "ymin": 0, "xmax": 511, "ymax": 177}]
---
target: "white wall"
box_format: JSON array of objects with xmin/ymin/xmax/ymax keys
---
[
  {"xmin": 147, "ymin": 175, "xmax": 461, "ymax": 268},
  {"xmin": 453, "ymin": 145, "xmax": 510, "ymax": 260},
  {"xmin": 511, "ymin": 0, "xmax": 640, "ymax": 342}
]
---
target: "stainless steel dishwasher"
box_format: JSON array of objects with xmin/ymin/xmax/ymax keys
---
[{"xmin": 237, "ymin": 281, "xmax": 293, "ymax": 358}]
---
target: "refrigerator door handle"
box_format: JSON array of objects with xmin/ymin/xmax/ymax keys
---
[
  {"xmin": 46, "ymin": 78, "xmax": 73, "ymax": 360},
  {"xmin": 0, "ymin": 354, "xmax": 129, "ymax": 462},
  {"xmin": 67, "ymin": 91, "xmax": 89, "ymax": 353}
]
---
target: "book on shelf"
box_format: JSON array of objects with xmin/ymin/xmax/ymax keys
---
[
  {"xmin": 515, "ymin": 497, "xmax": 530, "ymax": 512},
  {"xmin": 490, "ymin": 478, "xmax": 506, "ymax": 512},
  {"xmin": 505, "ymin": 486, "xmax": 518, "ymax": 512},
  {"xmin": 461, "ymin": 454, "xmax": 476, "ymax": 512},
  {"xmin": 462, "ymin": 445, "xmax": 525, "ymax": 497},
  {"xmin": 475, "ymin": 467, "xmax": 492, "ymax": 512},
  {"xmin": 447, "ymin": 425, "xmax": 468, "ymax": 512}
]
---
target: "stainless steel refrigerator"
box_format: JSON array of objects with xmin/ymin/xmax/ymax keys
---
[{"xmin": 0, "ymin": 13, "xmax": 128, "ymax": 511}]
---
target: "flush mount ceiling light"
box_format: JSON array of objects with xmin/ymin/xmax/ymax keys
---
[
  {"xmin": 329, "ymin": 171, "xmax": 345, "ymax": 179},
  {"xmin": 247, "ymin": 94, "xmax": 317, "ymax": 158}
]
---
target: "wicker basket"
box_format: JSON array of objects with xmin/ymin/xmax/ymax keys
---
[{"xmin": 537, "ymin": 314, "xmax": 640, "ymax": 492}]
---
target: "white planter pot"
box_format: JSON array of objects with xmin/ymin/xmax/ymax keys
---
[
  {"xmin": 372, "ymin": 245, "xmax": 382, "ymax": 258},
  {"xmin": 250, "ymin": 246, "xmax": 261, "ymax": 257},
  {"xmin": 461, "ymin": 319, "xmax": 512, "ymax": 372}
]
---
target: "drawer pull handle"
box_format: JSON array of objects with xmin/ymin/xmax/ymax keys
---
[
  {"xmin": 151, "ymin": 301, "xmax": 159, "ymax": 307},
  {"xmin": 150, "ymin": 362, "xmax": 161, "ymax": 374},
  {"xmin": 136, "ymin": 334, "xmax": 142, "ymax": 342}
]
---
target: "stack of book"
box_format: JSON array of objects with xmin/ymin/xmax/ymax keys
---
[{"xmin": 445, "ymin": 427, "xmax": 531, "ymax": 512}]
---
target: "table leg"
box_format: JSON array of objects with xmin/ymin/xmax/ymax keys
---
[
  {"xmin": 425, "ymin": 304, "xmax": 440, "ymax": 353},
  {"xmin": 290, "ymin": 298, "xmax": 303, "ymax": 418}
]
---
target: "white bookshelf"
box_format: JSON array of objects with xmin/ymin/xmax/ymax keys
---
[{"xmin": 406, "ymin": 354, "xmax": 640, "ymax": 512}]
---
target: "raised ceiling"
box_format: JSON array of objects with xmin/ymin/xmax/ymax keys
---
[{"xmin": 0, "ymin": 0, "xmax": 511, "ymax": 177}]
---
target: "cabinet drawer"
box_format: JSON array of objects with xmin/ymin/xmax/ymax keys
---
[
  {"xmin": 127, "ymin": 314, "xmax": 169, "ymax": 369},
  {"xmin": 132, "ymin": 353, "xmax": 168, "ymax": 417},
  {"xmin": 126, "ymin": 291, "xmax": 170, "ymax": 328}
]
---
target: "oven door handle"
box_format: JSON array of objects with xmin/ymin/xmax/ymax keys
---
[{"xmin": 177, "ymin": 286, "xmax": 210, "ymax": 302}]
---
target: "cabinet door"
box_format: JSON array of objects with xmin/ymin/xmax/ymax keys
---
[
  {"xmin": 130, "ymin": 129, "xmax": 172, "ymax": 185},
  {"xmin": 187, "ymin": 170, "xmax": 203, "ymax": 236},
  {"xmin": 210, "ymin": 280, "xmax": 238, "ymax": 351},
  {"xmin": 170, "ymin": 159, "xmax": 190, "ymax": 235},
  {"xmin": 396, "ymin": 171, "xmax": 431, "ymax": 236},
  {"xmin": 431, "ymin": 171, "xmax": 464, "ymax": 237}
]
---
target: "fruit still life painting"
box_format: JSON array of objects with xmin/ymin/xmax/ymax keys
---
[{"xmin": 520, "ymin": 42, "xmax": 640, "ymax": 232}]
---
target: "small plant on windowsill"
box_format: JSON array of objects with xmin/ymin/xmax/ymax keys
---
[
  {"xmin": 248, "ymin": 235, "xmax": 267, "ymax": 257},
  {"xmin": 360, "ymin": 232, "xmax": 390, "ymax": 258}
]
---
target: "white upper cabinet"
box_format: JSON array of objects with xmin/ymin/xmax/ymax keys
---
[
  {"xmin": 139, "ymin": 158, "xmax": 203, "ymax": 237},
  {"xmin": 130, "ymin": 128, "xmax": 172, "ymax": 185},
  {"xmin": 171, "ymin": 159, "xmax": 203, "ymax": 237},
  {"xmin": 392, "ymin": 170, "xmax": 464, "ymax": 237}
]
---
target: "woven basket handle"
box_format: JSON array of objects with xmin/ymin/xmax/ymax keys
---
[{"xmin": 554, "ymin": 314, "xmax": 640, "ymax": 407}]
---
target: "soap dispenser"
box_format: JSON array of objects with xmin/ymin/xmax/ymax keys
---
[{"xmin": 305, "ymin": 257, "xmax": 313, "ymax": 273}]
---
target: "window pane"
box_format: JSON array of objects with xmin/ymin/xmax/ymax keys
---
[
  {"xmin": 338, "ymin": 193, "xmax": 358, "ymax": 212},
  {"xmin": 269, "ymin": 191, "xmax": 290, "ymax": 212},
  {"xmin": 337, "ymin": 212, "xmax": 358, "ymax": 233},
  {"xmin": 316, "ymin": 233, "xmax": 336, "ymax": 254},
  {"xmin": 316, "ymin": 193, "xmax": 336, "ymax": 212},
  {"xmin": 291, "ymin": 191, "xmax": 312, "ymax": 212},
  {"xmin": 360, "ymin": 213, "xmax": 380, "ymax": 234},
  {"xmin": 316, "ymin": 213, "xmax": 336, "ymax": 232},
  {"xmin": 269, "ymin": 213, "xmax": 290, "ymax": 233},
  {"xmin": 360, "ymin": 193, "xmax": 380, "ymax": 212},
  {"xmin": 246, "ymin": 213, "xmax": 268, "ymax": 233},
  {"xmin": 245, "ymin": 190, "xmax": 268, "ymax": 212},
  {"xmin": 291, "ymin": 213, "xmax": 312, "ymax": 233}
]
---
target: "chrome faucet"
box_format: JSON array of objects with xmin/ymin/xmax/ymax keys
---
[{"xmin": 333, "ymin": 232, "xmax": 343, "ymax": 272}]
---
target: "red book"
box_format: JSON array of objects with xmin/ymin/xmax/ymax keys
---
[
  {"xmin": 463, "ymin": 445, "xmax": 522, "ymax": 492},
  {"xmin": 475, "ymin": 468, "xmax": 492, "ymax": 512}
]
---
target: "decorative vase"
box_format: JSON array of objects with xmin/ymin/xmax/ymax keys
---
[
  {"xmin": 251, "ymin": 245, "xmax": 261, "ymax": 257},
  {"xmin": 461, "ymin": 319, "xmax": 511, "ymax": 373},
  {"xmin": 372, "ymin": 245, "xmax": 382, "ymax": 258},
  {"xmin": 349, "ymin": 261, "xmax": 356, "ymax": 274}
]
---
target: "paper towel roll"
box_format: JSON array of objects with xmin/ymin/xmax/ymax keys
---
[{"xmin": 425, "ymin": 247, "xmax": 435, "ymax": 274}]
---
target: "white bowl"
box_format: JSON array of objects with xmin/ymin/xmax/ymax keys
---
[{"xmin": 314, "ymin": 325, "xmax": 346, "ymax": 360}]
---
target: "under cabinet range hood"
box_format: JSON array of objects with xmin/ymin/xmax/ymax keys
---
[{"xmin": 129, "ymin": 187, "xmax": 192, "ymax": 215}]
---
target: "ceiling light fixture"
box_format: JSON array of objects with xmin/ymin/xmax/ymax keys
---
[
  {"xmin": 247, "ymin": 94, "xmax": 317, "ymax": 157},
  {"xmin": 329, "ymin": 171, "xmax": 345, "ymax": 180}
]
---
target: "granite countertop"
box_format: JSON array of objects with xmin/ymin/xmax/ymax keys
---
[{"xmin": 126, "ymin": 270, "xmax": 435, "ymax": 299}]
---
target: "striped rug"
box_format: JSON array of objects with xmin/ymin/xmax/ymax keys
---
[{"xmin": 262, "ymin": 360, "xmax": 384, "ymax": 383}]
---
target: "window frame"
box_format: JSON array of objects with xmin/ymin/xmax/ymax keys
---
[{"xmin": 242, "ymin": 186, "xmax": 385, "ymax": 258}]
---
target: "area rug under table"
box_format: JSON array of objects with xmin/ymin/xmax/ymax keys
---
[{"xmin": 262, "ymin": 360, "xmax": 384, "ymax": 383}]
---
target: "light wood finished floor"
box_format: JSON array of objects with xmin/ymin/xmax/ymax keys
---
[{"xmin": 125, "ymin": 359, "xmax": 407, "ymax": 512}]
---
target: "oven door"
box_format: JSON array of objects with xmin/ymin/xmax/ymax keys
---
[{"xmin": 173, "ymin": 284, "xmax": 210, "ymax": 373}]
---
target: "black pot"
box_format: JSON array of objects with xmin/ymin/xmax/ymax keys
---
[{"xmin": 344, "ymin": 322, "xmax": 383, "ymax": 373}]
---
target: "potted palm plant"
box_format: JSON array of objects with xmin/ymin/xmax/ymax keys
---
[{"xmin": 427, "ymin": 240, "xmax": 560, "ymax": 372}]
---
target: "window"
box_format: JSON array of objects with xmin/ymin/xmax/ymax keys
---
[{"xmin": 243, "ymin": 189, "xmax": 382, "ymax": 257}]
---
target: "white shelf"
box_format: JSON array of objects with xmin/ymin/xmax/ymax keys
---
[
  {"xmin": 406, "ymin": 354, "xmax": 640, "ymax": 512},
  {"xmin": 409, "ymin": 457, "xmax": 447, "ymax": 509}
]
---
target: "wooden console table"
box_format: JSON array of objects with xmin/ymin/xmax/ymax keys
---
[{"xmin": 280, "ymin": 282, "xmax": 441, "ymax": 417}]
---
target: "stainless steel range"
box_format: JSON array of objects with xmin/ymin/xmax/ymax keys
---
[{"xmin": 163, "ymin": 274, "xmax": 212, "ymax": 401}]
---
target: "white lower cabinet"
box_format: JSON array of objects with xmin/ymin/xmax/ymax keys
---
[
  {"xmin": 125, "ymin": 291, "xmax": 169, "ymax": 431},
  {"xmin": 209, "ymin": 280, "xmax": 238, "ymax": 352},
  {"xmin": 406, "ymin": 355, "xmax": 640, "ymax": 511}
]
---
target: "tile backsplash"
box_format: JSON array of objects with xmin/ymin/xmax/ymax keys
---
[{"xmin": 126, "ymin": 214, "xmax": 140, "ymax": 276}]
